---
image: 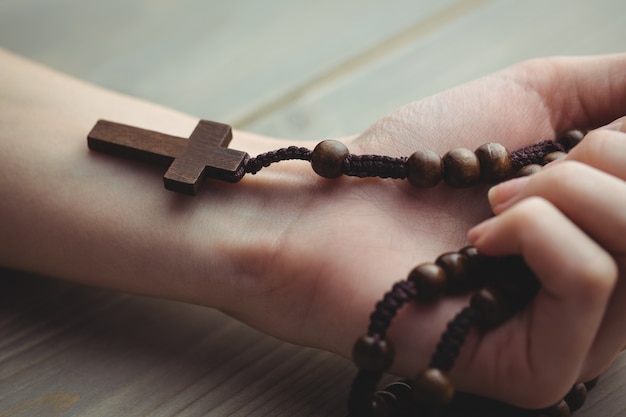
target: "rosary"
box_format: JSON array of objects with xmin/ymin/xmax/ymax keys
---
[{"xmin": 88, "ymin": 120, "xmax": 597, "ymax": 416}]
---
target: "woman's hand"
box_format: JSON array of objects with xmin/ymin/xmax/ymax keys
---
[
  {"xmin": 466, "ymin": 120, "xmax": 626, "ymax": 406},
  {"xmin": 3, "ymin": 49, "xmax": 626, "ymax": 409},
  {"xmin": 229, "ymin": 55, "xmax": 626, "ymax": 408}
]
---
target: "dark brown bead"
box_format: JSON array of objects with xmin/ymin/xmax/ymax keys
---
[
  {"xmin": 459, "ymin": 246, "xmax": 489, "ymax": 288},
  {"xmin": 310, "ymin": 140, "xmax": 349, "ymax": 178},
  {"xmin": 407, "ymin": 150, "xmax": 444, "ymax": 188},
  {"xmin": 556, "ymin": 129, "xmax": 586, "ymax": 151},
  {"xmin": 372, "ymin": 392, "xmax": 394, "ymax": 417},
  {"xmin": 435, "ymin": 252, "xmax": 469, "ymax": 293},
  {"xmin": 470, "ymin": 287, "xmax": 513, "ymax": 329},
  {"xmin": 412, "ymin": 368, "xmax": 455, "ymax": 405},
  {"xmin": 516, "ymin": 163, "xmax": 542, "ymax": 177},
  {"xmin": 540, "ymin": 399, "xmax": 571, "ymax": 417},
  {"xmin": 382, "ymin": 380, "xmax": 413, "ymax": 402},
  {"xmin": 442, "ymin": 148, "xmax": 481, "ymax": 188},
  {"xmin": 542, "ymin": 151, "xmax": 568, "ymax": 165},
  {"xmin": 475, "ymin": 143, "xmax": 513, "ymax": 183},
  {"xmin": 583, "ymin": 377, "xmax": 599, "ymax": 391},
  {"xmin": 564, "ymin": 383, "xmax": 587, "ymax": 411},
  {"xmin": 352, "ymin": 335, "xmax": 395, "ymax": 372},
  {"xmin": 375, "ymin": 382, "xmax": 413, "ymax": 416},
  {"xmin": 407, "ymin": 263, "xmax": 447, "ymax": 303}
]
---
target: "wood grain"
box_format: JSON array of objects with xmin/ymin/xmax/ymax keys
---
[
  {"xmin": 1, "ymin": 0, "xmax": 625, "ymax": 416},
  {"xmin": 88, "ymin": 119, "xmax": 248, "ymax": 195}
]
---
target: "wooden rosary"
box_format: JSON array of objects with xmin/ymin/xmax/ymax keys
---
[{"xmin": 88, "ymin": 120, "xmax": 596, "ymax": 416}]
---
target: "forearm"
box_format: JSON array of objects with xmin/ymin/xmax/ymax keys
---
[{"xmin": 0, "ymin": 49, "xmax": 302, "ymax": 309}]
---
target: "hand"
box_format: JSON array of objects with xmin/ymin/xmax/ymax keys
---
[
  {"xmin": 225, "ymin": 54, "xmax": 626, "ymax": 408},
  {"xmin": 468, "ymin": 118, "xmax": 626, "ymax": 406},
  {"xmin": 3, "ymin": 49, "xmax": 625, "ymax": 410}
]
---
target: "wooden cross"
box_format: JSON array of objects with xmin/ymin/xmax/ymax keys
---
[{"xmin": 87, "ymin": 119, "xmax": 249, "ymax": 195}]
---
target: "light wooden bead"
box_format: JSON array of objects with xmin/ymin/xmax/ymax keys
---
[
  {"xmin": 412, "ymin": 368, "xmax": 455, "ymax": 405},
  {"xmin": 542, "ymin": 151, "xmax": 567, "ymax": 165},
  {"xmin": 475, "ymin": 143, "xmax": 513, "ymax": 183},
  {"xmin": 352, "ymin": 335, "xmax": 395, "ymax": 372},
  {"xmin": 407, "ymin": 150, "xmax": 443, "ymax": 188},
  {"xmin": 516, "ymin": 164, "xmax": 542, "ymax": 177},
  {"xmin": 442, "ymin": 148, "xmax": 480, "ymax": 188},
  {"xmin": 407, "ymin": 263, "xmax": 447, "ymax": 303},
  {"xmin": 311, "ymin": 140, "xmax": 349, "ymax": 178}
]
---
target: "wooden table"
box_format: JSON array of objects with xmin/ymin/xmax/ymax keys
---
[{"xmin": 1, "ymin": 0, "xmax": 625, "ymax": 415}]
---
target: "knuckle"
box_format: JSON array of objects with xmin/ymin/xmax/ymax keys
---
[
  {"xmin": 576, "ymin": 251, "xmax": 618, "ymax": 293},
  {"xmin": 509, "ymin": 196, "xmax": 553, "ymax": 218},
  {"xmin": 529, "ymin": 160, "xmax": 590, "ymax": 195}
]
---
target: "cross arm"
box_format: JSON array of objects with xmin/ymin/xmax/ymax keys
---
[{"xmin": 87, "ymin": 119, "xmax": 186, "ymax": 166}]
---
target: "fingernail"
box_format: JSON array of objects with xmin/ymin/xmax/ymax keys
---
[{"xmin": 487, "ymin": 176, "xmax": 530, "ymax": 211}]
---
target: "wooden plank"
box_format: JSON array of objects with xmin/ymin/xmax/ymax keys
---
[
  {"xmin": 0, "ymin": 270, "xmax": 357, "ymax": 416},
  {"xmin": 245, "ymin": 0, "xmax": 626, "ymax": 139},
  {"xmin": 1, "ymin": 0, "xmax": 626, "ymax": 416},
  {"xmin": 0, "ymin": 0, "xmax": 460, "ymax": 123},
  {"xmin": 1, "ymin": 269, "xmax": 625, "ymax": 416}
]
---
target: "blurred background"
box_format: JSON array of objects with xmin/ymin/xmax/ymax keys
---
[
  {"xmin": 2, "ymin": 0, "xmax": 625, "ymax": 140},
  {"xmin": 1, "ymin": 1, "xmax": 625, "ymax": 416}
]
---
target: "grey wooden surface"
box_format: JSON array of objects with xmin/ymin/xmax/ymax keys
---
[{"xmin": 1, "ymin": 0, "xmax": 626, "ymax": 416}]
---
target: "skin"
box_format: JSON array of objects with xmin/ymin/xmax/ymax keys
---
[{"xmin": 1, "ymin": 48, "xmax": 626, "ymax": 408}]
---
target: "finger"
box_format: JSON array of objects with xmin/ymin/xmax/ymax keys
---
[
  {"xmin": 564, "ymin": 118, "xmax": 626, "ymax": 178},
  {"xmin": 490, "ymin": 161, "xmax": 626, "ymax": 252},
  {"xmin": 510, "ymin": 54, "xmax": 626, "ymax": 131},
  {"xmin": 581, "ymin": 263, "xmax": 626, "ymax": 381},
  {"xmin": 468, "ymin": 197, "xmax": 617, "ymax": 405},
  {"xmin": 487, "ymin": 157, "xmax": 626, "ymax": 381}
]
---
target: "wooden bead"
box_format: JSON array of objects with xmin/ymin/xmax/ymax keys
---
[
  {"xmin": 564, "ymin": 383, "xmax": 587, "ymax": 411},
  {"xmin": 374, "ymin": 381, "xmax": 412, "ymax": 416},
  {"xmin": 459, "ymin": 246, "xmax": 489, "ymax": 289},
  {"xmin": 516, "ymin": 163, "xmax": 542, "ymax": 177},
  {"xmin": 311, "ymin": 140, "xmax": 349, "ymax": 178},
  {"xmin": 583, "ymin": 377, "xmax": 599, "ymax": 391},
  {"xmin": 488, "ymin": 256, "xmax": 539, "ymax": 312},
  {"xmin": 352, "ymin": 335, "xmax": 395, "ymax": 372},
  {"xmin": 435, "ymin": 252, "xmax": 469, "ymax": 293},
  {"xmin": 540, "ymin": 399, "xmax": 571, "ymax": 417},
  {"xmin": 442, "ymin": 148, "xmax": 481, "ymax": 188},
  {"xmin": 542, "ymin": 151, "xmax": 567, "ymax": 165},
  {"xmin": 556, "ymin": 129, "xmax": 586, "ymax": 151},
  {"xmin": 475, "ymin": 143, "xmax": 513, "ymax": 183},
  {"xmin": 382, "ymin": 380, "xmax": 413, "ymax": 402},
  {"xmin": 412, "ymin": 368, "xmax": 455, "ymax": 405},
  {"xmin": 407, "ymin": 150, "xmax": 444, "ymax": 188},
  {"xmin": 372, "ymin": 392, "xmax": 394, "ymax": 417},
  {"xmin": 470, "ymin": 287, "xmax": 512, "ymax": 329},
  {"xmin": 407, "ymin": 263, "xmax": 447, "ymax": 303}
]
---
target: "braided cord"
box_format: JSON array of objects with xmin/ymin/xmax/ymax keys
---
[
  {"xmin": 368, "ymin": 280, "xmax": 417, "ymax": 337},
  {"xmin": 429, "ymin": 306, "xmax": 482, "ymax": 372},
  {"xmin": 244, "ymin": 146, "xmax": 312, "ymax": 174},
  {"xmin": 242, "ymin": 139, "xmax": 567, "ymax": 180}
]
